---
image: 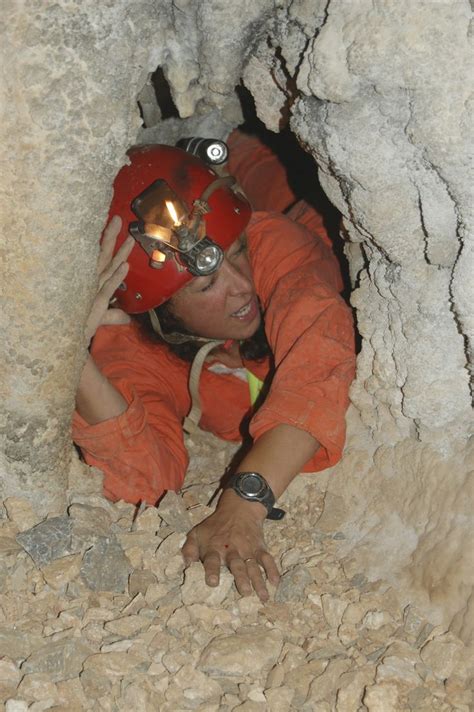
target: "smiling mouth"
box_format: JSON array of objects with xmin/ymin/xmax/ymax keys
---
[{"xmin": 231, "ymin": 298, "xmax": 257, "ymax": 319}]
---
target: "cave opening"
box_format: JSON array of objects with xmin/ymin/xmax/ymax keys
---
[{"xmin": 137, "ymin": 69, "xmax": 353, "ymax": 303}]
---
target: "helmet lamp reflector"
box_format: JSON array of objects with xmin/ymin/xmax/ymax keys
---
[{"xmin": 195, "ymin": 244, "xmax": 222, "ymax": 273}]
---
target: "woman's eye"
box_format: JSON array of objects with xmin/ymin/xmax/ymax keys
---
[
  {"xmin": 230, "ymin": 243, "xmax": 246, "ymax": 259},
  {"xmin": 200, "ymin": 280, "xmax": 214, "ymax": 292}
]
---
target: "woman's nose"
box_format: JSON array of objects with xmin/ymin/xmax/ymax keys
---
[{"xmin": 221, "ymin": 258, "xmax": 253, "ymax": 295}]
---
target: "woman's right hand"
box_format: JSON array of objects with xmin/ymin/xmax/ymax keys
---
[{"xmin": 84, "ymin": 216, "xmax": 135, "ymax": 346}]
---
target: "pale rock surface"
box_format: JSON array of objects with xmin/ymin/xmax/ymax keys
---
[
  {"xmin": 420, "ymin": 632, "xmax": 465, "ymax": 680},
  {"xmin": 4, "ymin": 499, "xmax": 42, "ymax": 533},
  {"xmin": 0, "ymin": 477, "xmax": 472, "ymax": 708},
  {"xmin": 1, "ymin": 0, "xmax": 473, "ymax": 708},
  {"xmin": 181, "ymin": 562, "xmax": 234, "ymax": 606},
  {"xmin": 198, "ymin": 627, "xmax": 283, "ymax": 678},
  {"xmin": 21, "ymin": 639, "xmax": 95, "ymax": 683},
  {"xmin": 40, "ymin": 554, "xmax": 82, "ymax": 591},
  {"xmin": 4, "ymin": 701, "xmax": 29, "ymax": 712}
]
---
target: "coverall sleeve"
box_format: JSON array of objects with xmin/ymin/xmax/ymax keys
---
[
  {"xmin": 247, "ymin": 213, "xmax": 356, "ymax": 472},
  {"xmin": 72, "ymin": 329, "xmax": 189, "ymax": 505}
]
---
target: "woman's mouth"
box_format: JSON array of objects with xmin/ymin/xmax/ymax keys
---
[{"xmin": 231, "ymin": 297, "xmax": 259, "ymax": 321}]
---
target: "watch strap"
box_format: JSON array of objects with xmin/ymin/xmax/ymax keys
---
[{"xmin": 226, "ymin": 472, "xmax": 286, "ymax": 520}]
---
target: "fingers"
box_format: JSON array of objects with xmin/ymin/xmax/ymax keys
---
[
  {"xmin": 98, "ymin": 216, "xmax": 122, "ymax": 275},
  {"xmin": 203, "ymin": 551, "xmax": 222, "ymax": 587},
  {"xmin": 84, "ymin": 262, "xmax": 130, "ymax": 343},
  {"xmin": 181, "ymin": 530, "xmax": 200, "ymax": 566},
  {"xmin": 98, "ymin": 234, "xmax": 134, "ymax": 291},
  {"xmin": 246, "ymin": 558, "xmax": 270, "ymax": 602},
  {"xmin": 180, "ymin": 512, "xmax": 280, "ymax": 601},
  {"xmin": 101, "ymin": 308, "xmax": 131, "ymax": 327},
  {"xmin": 227, "ymin": 555, "xmax": 253, "ymax": 597},
  {"xmin": 97, "ymin": 261, "xmax": 129, "ymax": 312},
  {"xmin": 227, "ymin": 554, "xmax": 270, "ymax": 600},
  {"xmin": 227, "ymin": 551, "xmax": 278, "ymax": 602},
  {"xmin": 259, "ymin": 550, "xmax": 280, "ymax": 587}
]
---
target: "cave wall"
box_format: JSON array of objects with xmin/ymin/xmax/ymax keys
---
[
  {"xmin": 1, "ymin": 1, "xmax": 180, "ymax": 513},
  {"xmin": 2, "ymin": 0, "xmax": 472, "ymax": 638}
]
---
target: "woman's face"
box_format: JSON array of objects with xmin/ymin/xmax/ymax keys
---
[{"xmin": 169, "ymin": 235, "xmax": 261, "ymax": 341}]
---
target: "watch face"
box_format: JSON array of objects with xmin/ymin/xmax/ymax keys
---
[{"xmin": 240, "ymin": 473, "xmax": 266, "ymax": 497}]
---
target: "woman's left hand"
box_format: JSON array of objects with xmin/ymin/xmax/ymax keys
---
[{"xmin": 181, "ymin": 492, "xmax": 280, "ymax": 601}]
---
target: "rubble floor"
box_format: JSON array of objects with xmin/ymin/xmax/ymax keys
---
[{"xmin": 0, "ymin": 430, "xmax": 472, "ymax": 711}]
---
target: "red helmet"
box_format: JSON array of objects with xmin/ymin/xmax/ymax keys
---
[{"xmin": 108, "ymin": 144, "xmax": 251, "ymax": 313}]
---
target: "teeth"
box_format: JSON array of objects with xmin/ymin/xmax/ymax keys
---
[{"xmin": 233, "ymin": 302, "xmax": 251, "ymax": 317}]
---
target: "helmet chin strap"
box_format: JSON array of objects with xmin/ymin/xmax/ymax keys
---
[{"xmin": 148, "ymin": 308, "xmax": 224, "ymax": 434}]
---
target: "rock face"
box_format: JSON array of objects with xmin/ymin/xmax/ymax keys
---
[
  {"xmin": 0, "ymin": 479, "xmax": 472, "ymax": 709},
  {"xmin": 287, "ymin": 0, "xmax": 473, "ymax": 644},
  {"xmin": 2, "ymin": 0, "xmax": 472, "ymax": 657}
]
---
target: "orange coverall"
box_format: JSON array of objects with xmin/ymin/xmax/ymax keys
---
[{"xmin": 73, "ymin": 132, "xmax": 356, "ymax": 505}]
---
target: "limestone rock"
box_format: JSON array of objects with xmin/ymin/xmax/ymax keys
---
[
  {"xmin": 128, "ymin": 569, "xmax": 158, "ymax": 597},
  {"xmin": 67, "ymin": 495, "xmax": 120, "ymax": 522},
  {"xmin": 16, "ymin": 673, "xmax": 58, "ymax": 702},
  {"xmin": 335, "ymin": 666, "xmax": 376, "ymax": 711},
  {"xmin": 362, "ymin": 610, "xmax": 394, "ymax": 630},
  {"xmin": 376, "ymin": 655, "xmax": 421, "ymax": 687},
  {"xmin": 16, "ymin": 517, "xmax": 75, "ymax": 567},
  {"xmin": 157, "ymin": 491, "xmax": 192, "ymax": 533},
  {"xmin": 68, "ymin": 503, "xmax": 113, "ymax": 541},
  {"xmin": 283, "ymin": 660, "xmax": 327, "ymax": 708},
  {"xmin": 82, "ymin": 651, "xmax": 146, "ymax": 677},
  {"xmin": 0, "ymin": 657, "xmax": 21, "ymax": 685},
  {"xmin": 104, "ymin": 613, "xmax": 155, "ymax": 638},
  {"xmin": 321, "ymin": 594, "xmax": 348, "ymax": 629},
  {"xmin": 79, "ymin": 669, "xmax": 113, "ymax": 699},
  {"xmin": 5, "ymin": 701, "xmax": 29, "ymax": 712},
  {"xmin": 181, "ymin": 562, "xmax": 234, "ymax": 606},
  {"xmin": 132, "ymin": 505, "xmax": 163, "ymax": 533},
  {"xmin": 4, "ymin": 498, "xmax": 42, "ymax": 532},
  {"xmin": 80, "ymin": 536, "xmax": 131, "ymax": 593},
  {"xmin": 274, "ymin": 564, "xmax": 312, "ymax": 603},
  {"xmin": 154, "ymin": 531, "xmax": 186, "ymax": 562},
  {"xmin": 420, "ymin": 633, "xmax": 464, "ymax": 679},
  {"xmin": 0, "ymin": 627, "xmax": 44, "ymax": 662},
  {"xmin": 264, "ymin": 685, "xmax": 294, "ymax": 712},
  {"xmin": 21, "ymin": 640, "xmax": 95, "ymax": 682},
  {"xmin": 0, "ymin": 536, "xmax": 21, "ymax": 555},
  {"xmin": 40, "ymin": 554, "xmax": 82, "ymax": 590},
  {"xmin": 56, "ymin": 678, "xmax": 90, "ymax": 708},
  {"xmin": 0, "ymin": 657, "xmax": 21, "ymax": 699},
  {"xmin": 306, "ymin": 658, "xmax": 352, "ymax": 705},
  {"xmin": 363, "ymin": 682, "xmax": 400, "ymax": 712},
  {"xmin": 120, "ymin": 592, "xmax": 147, "ymax": 615},
  {"xmin": 172, "ymin": 664, "xmax": 223, "ymax": 705},
  {"xmin": 198, "ymin": 627, "xmax": 283, "ymax": 678}
]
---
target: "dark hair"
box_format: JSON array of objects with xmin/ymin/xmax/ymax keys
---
[{"xmin": 134, "ymin": 300, "xmax": 271, "ymax": 363}]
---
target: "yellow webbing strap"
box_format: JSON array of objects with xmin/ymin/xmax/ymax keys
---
[
  {"xmin": 184, "ymin": 347, "xmax": 265, "ymax": 435},
  {"xmin": 247, "ymin": 370, "xmax": 264, "ymax": 406}
]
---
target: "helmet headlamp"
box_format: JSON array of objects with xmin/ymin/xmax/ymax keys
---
[{"xmin": 129, "ymin": 178, "xmax": 230, "ymax": 277}]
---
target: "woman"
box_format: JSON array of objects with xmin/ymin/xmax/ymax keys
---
[{"xmin": 74, "ymin": 131, "xmax": 356, "ymax": 600}]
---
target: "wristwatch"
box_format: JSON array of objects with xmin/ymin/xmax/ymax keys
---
[{"xmin": 226, "ymin": 472, "xmax": 285, "ymax": 520}]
